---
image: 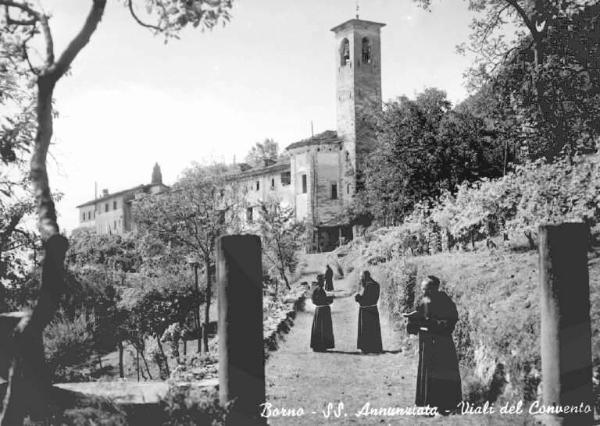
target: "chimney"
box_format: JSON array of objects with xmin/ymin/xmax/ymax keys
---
[{"xmin": 102, "ymin": 189, "xmax": 109, "ymax": 197}]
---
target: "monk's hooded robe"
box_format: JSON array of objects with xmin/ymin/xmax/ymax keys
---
[
  {"xmin": 410, "ymin": 291, "xmax": 462, "ymax": 411},
  {"xmin": 310, "ymin": 286, "xmax": 334, "ymax": 351},
  {"xmin": 356, "ymin": 278, "xmax": 383, "ymax": 354}
]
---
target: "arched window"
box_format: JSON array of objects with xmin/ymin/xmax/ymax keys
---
[
  {"xmin": 362, "ymin": 37, "xmax": 372, "ymax": 64},
  {"xmin": 340, "ymin": 38, "xmax": 350, "ymax": 66}
]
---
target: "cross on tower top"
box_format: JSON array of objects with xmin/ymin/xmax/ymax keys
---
[{"xmin": 355, "ymin": 0, "xmax": 360, "ymax": 19}]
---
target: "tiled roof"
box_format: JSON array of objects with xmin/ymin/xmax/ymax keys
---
[
  {"xmin": 225, "ymin": 158, "xmax": 291, "ymax": 180},
  {"xmin": 76, "ymin": 183, "xmax": 169, "ymax": 208},
  {"xmin": 285, "ymin": 130, "xmax": 342, "ymax": 151}
]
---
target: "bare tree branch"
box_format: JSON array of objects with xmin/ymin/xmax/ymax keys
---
[
  {"xmin": 0, "ymin": 1, "xmax": 39, "ymax": 19},
  {"xmin": 50, "ymin": 0, "xmax": 106, "ymax": 80},
  {"xmin": 504, "ymin": 0, "xmax": 538, "ymax": 38},
  {"xmin": 127, "ymin": 0, "xmax": 162, "ymax": 31}
]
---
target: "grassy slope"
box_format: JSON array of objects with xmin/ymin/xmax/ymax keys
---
[{"xmin": 341, "ymin": 242, "xmax": 600, "ymax": 404}]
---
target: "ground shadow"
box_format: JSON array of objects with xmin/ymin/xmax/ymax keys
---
[{"xmin": 321, "ymin": 349, "xmax": 403, "ymax": 355}]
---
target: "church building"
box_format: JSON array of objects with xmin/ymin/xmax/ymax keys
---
[
  {"xmin": 75, "ymin": 17, "xmax": 385, "ymax": 252},
  {"xmin": 228, "ymin": 17, "xmax": 385, "ymax": 252}
]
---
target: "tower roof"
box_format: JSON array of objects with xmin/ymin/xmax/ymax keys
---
[
  {"xmin": 330, "ymin": 18, "xmax": 385, "ymax": 34},
  {"xmin": 152, "ymin": 162, "xmax": 163, "ymax": 185}
]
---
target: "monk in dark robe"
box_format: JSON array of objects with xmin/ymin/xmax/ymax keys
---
[
  {"xmin": 325, "ymin": 265, "xmax": 334, "ymax": 291},
  {"xmin": 310, "ymin": 275, "xmax": 334, "ymax": 352},
  {"xmin": 406, "ymin": 275, "xmax": 461, "ymax": 414},
  {"xmin": 355, "ymin": 271, "xmax": 383, "ymax": 354}
]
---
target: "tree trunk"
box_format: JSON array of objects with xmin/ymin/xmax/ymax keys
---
[
  {"xmin": 194, "ymin": 264, "xmax": 201, "ymax": 353},
  {"xmin": 118, "ymin": 341, "xmax": 124, "ymax": 379},
  {"xmin": 155, "ymin": 337, "xmax": 169, "ymax": 378},
  {"xmin": 139, "ymin": 346, "xmax": 152, "ymax": 380},
  {"xmin": 1, "ymin": 80, "xmax": 69, "ymax": 426},
  {"xmin": 0, "ymin": 2, "xmax": 107, "ymax": 421},
  {"xmin": 279, "ymin": 267, "xmax": 291, "ymax": 290},
  {"xmin": 203, "ymin": 259, "xmax": 211, "ymax": 353},
  {"xmin": 525, "ymin": 231, "xmax": 537, "ymax": 250},
  {"xmin": 532, "ymin": 37, "xmax": 565, "ymax": 159}
]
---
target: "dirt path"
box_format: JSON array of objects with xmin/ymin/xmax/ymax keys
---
[{"xmin": 265, "ymin": 271, "xmax": 535, "ymax": 426}]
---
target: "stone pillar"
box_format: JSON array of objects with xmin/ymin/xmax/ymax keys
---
[
  {"xmin": 538, "ymin": 223, "xmax": 593, "ymax": 426},
  {"xmin": 216, "ymin": 235, "xmax": 265, "ymax": 425}
]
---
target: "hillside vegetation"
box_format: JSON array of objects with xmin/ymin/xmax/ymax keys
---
[{"xmin": 334, "ymin": 234, "xmax": 600, "ymax": 408}]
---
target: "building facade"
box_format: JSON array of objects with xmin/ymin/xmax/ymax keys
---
[
  {"xmin": 76, "ymin": 163, "xmax": 168, "ymax": 234},
  {"xmin": 75, "ymin": 17, "xmax": 385, "ymax": 251},
  {"xmin": 228, "ymin": 18, "xmax": 385, "ymax": 252}
]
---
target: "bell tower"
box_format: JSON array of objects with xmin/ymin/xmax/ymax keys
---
[{"xmin": 331, "ymin": 18, "xmax": 384, "ymax": 195}]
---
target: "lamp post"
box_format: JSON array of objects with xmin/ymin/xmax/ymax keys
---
[{"xmin": 187, "ymin": 255, "xmax": 202, "ymax": 353}]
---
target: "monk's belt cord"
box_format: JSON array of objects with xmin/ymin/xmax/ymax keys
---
[
  {"xmin": 314, "ymin": 305, "xmax": 330, "ymax": 307},
  {"xmin": 360, "ymin": 304, "xmax": 378, "ymax": 308}
]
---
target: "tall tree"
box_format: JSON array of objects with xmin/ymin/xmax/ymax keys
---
[
  {"xmin": 244, "ymin": 138, "xmax": 279, "ymax": 165},
  {"xmin": 356, "ymin": 88, "xmax": 503, "ymax": 225},
  {"xmin": 133, "ymin": 163, "xmax": 241, "ymax": 353},
  {"xmin": 256, "ymin": 200, "xmax": 305, "ymax": 293},
  {"xmin": 0, "ymin": 43, "xmax": 38, "ymax": 286},
  {"xmin": 0, "ymin": 2, "xmax": 233, "ymax": 424},
  {"xmin": 416, "ymin": 0, "xmax": 600, "ymax": 159}
]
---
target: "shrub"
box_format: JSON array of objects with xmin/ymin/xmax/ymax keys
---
[
  {"xmin": 371, "ymin": 260, "xmax": 417, "ymax": 343},
  {"xmin": 44, "ymin": 312, "xmax": 96, "ymax": 382},
  {"xmin": 53, "ymin": 396, "xmax": 127, "ymax": 426},
  {"xmin": 160, "ymin": 386, "xmax": 232, "ymax": 426},
  {"xmin": 426, "ymin": 155, "xmax": 600, "ymax": 250}
]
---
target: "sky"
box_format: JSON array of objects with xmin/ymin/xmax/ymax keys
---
[{"xmin": 36, "ymin": 0, "xmax": 477, "ymax": 232}]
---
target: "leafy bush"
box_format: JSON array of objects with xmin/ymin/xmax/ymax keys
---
[
  {"xmin": 160, "ymin": 386, "xmax": 232, "ymax": 426},
  {"xmin": 44, "ymin": 312, "xmax": 96, "ymax": 382},
  {"xmin": 373, "ymin": 261, "xmax": 417, "ymax": 324},
  {"xmin": 403, "ymin": 154, "xmax": 600, "ymax": 251},
  {"xmin": 52, "ymin": 397, "xmax": 127, "ymax": 426}
]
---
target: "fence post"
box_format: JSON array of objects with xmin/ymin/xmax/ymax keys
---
[
  {"xmin": 539, "ymin": 223, "xmax": 593, "ymax": 425},
  {"xmin": 216, "ymin": 235, "xmax": 265, "ymax": 425}
]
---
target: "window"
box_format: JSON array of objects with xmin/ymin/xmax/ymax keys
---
[
  {"xmin": 347, "ymin": 183, "xmax": 351, "ymax": 194},
  {"xmin": 113, "ymin": 200, "xmax": 117, "ymax": 210},
  {"xmin": 301, "ymin": 174, "xmax": 307, "ymax": 193},
  {"xmin": 281, "ymin": 171, "xmax": 291, "ymax": 186},
  {"xmin": 361, "ymin": 37, "xmax": 372, "ymax": 64},
  {"xmin": 88, "ymin": 211, "xmax": 92, "ymax": 220},
  {"xmin": 331, "ymin": 183, "xmax": 338, "ymax": 200},
  {"xmin": 271, "ymin": 178, "xmax": 275, "ymax": 190},
  {"xmin": 256, "ymin": 181, "xmax": 260, "ymax": 191},
  {"xmin": 340, "ymin": 38, "xmax": 350, "ymax": 66},
  {"xmin": 246, "ymin": 207, "xmax": 253, "ymax": 223},
  {"xmin": 105, "ymin": 203, "xmax": 109, "ymax": 212},
  {"xmin": 81, "ymin": 212, "xmax": 85, "ymax": 222}
]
